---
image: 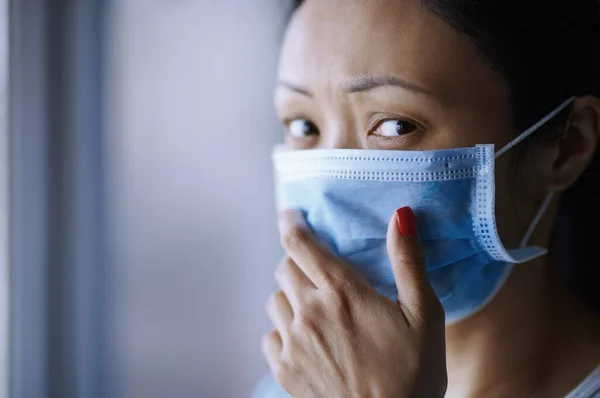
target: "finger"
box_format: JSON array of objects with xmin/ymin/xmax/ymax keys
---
[
  {"xmin": 261, "ymin": 330, "xmax": 282, "ymax": 373},
  {"xmin": 266, "ymin": 290, "xmax": 294, "ymax": 333},
  {"xmin": 275, "ymin": 256, "xmax": 315, "ymax": 312},
  {"xmin": 278, "ymin": 209, "xmax": 346, "ymax": 288},
  {"xmin": 387, "ymin": 207, "xmax": 438, "ymax": 324}
]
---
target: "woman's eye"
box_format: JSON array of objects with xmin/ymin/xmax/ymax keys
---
[
  {"xmin": 288, "ymin": 119, "xmax": 319, "ymax": 138},
  {"xmin": 373, "ymin": 119, "xmax": 418, "ymax": 137}
]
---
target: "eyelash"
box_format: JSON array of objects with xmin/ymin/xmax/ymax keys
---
[
  {"xmin": 366, "ymin": 113, "xmax": 424, "ymax": 136},
  {"xmin": 283, "ymin": 117, "xmax": 319, "ymax": 138},
  {"xmin": 281, "ymin": 114, "xmax": 425, "ymax": 139}
]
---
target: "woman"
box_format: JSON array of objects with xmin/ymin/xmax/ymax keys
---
[{"xmin": 253, "ymin": 0, "xmax": 600, "ymax": 396}]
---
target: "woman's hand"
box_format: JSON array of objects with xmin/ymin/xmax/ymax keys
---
[{"xmin": 261, "ymin": 207, "xmax": 447, "ymax": 398}]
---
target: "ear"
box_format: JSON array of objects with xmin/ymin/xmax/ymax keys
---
[{"xmin": 545, "ymin": 95, "xmax": 600, "ymax": 192}]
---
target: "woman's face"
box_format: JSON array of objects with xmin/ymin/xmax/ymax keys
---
[
  {"xmin": 276, "ymin": 0, "xmax": 515, "ymax": 152},
  {"xmin": 275, "ymin": 0, "xmax": 543, "ymax": 250}
]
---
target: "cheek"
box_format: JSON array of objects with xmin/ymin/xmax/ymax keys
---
[
  {"xmin": 492, "ymin": 151, "xmax": 549, "ymax": 251},
  {"xmin": 493, "ymin": 155, "xmax": 525, "ymax": 249}
]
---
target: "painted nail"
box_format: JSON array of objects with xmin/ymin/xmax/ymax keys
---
[{"xmin": 396, "ymin": 207, "xmax": 416, "ymax": 237}]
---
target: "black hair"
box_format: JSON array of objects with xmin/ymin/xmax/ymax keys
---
[{"xmin": 289, "ymin": 0, "xmax": 600, "ymax": 312}]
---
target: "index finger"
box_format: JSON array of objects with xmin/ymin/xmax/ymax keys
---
[{"xmin": 278, "ymin": 209, "xmax": 347, "ymax": 289}]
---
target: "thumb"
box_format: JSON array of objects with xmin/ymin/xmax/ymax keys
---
[{"xmin": 386, "ymin": 207, "xmax": 436, "ymax": 323}]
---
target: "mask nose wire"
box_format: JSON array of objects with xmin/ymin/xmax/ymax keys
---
[{"xmin": 494, "ymin": 96, "xmax": 576, "ymax": 159}]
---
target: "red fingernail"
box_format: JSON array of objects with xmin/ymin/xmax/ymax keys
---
[{"xmin": 396, "ymin": 207, "xmax": 416, "ymax": 237}]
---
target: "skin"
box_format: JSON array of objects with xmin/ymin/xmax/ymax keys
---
[
  {"xmin": 263, "ymin": 0, "xmax": 600, "ymax": 396},
  {"xmin": 265, "ymin": 208, "xmax": 447, "ymax": 397}
]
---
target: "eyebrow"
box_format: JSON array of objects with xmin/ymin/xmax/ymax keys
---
[
  {"xmin": 276, "ymin": 81, "xmax": 314, "ymax": 97},
  {"xmin": 276, "ymin": 75, "xmax": 431, "ymax": 97},
  {"xmin": 344, "ymin": 75, "xmax": 431, "ymax": 95}
]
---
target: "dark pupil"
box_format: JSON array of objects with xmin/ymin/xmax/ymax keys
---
[
  {"xmin": 395, "ymin": 121, "xmax": 416, "ymax": 135},
  {"xmin": 302, "ymin": 120, "xmax": 318, "ymax": 136}
]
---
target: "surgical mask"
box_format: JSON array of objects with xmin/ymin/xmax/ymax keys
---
[{"xmin": 273, "ymin": 97, "xmax": 574, "ymax": 324}]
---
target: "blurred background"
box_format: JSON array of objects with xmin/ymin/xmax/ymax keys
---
[{"xmin": 6, "ymin": 1, "xmax": 289, "ymax": 397}]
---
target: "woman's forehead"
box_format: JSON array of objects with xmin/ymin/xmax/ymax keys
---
[{"xmin": 278, "ymin": 0, "xmax": 503, "ymax": 105}]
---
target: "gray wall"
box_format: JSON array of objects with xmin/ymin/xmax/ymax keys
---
[
  {"xmin": 0, "ymin": 0, "xmax": 7, "ymax": 396},
  {"xmin": 106, "ymin": 1, "xmax": 286, "ymax": 397}
]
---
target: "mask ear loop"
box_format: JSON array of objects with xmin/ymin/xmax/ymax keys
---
[
  {"xmin": 519, "ymin": 191, "xmax": 555, "ymax": 248},
  {"xmin": 494, "ymin": 97, "xmax": 575, "ymax": 248},
  {"xmin": 495, "ymin": 96, "xmax": 576, "ymax": 159}
]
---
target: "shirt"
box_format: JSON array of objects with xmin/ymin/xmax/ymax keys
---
[{"xmin": 251, "ymin": 366, "xmax": 600, "ymax": 398}]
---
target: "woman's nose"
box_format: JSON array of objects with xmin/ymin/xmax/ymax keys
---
[{"xmin": 318, "ymin": 129, "xmax": 363, "ymax": 150}]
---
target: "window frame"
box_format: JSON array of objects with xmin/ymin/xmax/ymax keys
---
[{"xmin": 9, "ymin": 1, "xmax": 111, "ymax": 397}]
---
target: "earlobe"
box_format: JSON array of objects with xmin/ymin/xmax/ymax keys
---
[{"xmin": 549, "ymin": 95, "xmax": 600, "ymax": 191}]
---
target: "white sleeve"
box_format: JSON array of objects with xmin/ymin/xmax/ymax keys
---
[
  {"xmin": 250, "ymin": 372, "xmax": 291, "ymax": 398},
  {"xmin": 565, "ymin": 366, "xmax": 600, "ymax": 398}
]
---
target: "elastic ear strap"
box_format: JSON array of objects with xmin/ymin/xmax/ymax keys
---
[
  {"xmin": 520, "ymin": 191, "xmax": 555, "ymax": 248},
  {"xmin": 495, "ymin": 97, "xmax": 576, "ymax": 159}
]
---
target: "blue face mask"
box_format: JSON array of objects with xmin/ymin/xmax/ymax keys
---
[{"xmin": 273, "ymin": 98, "xmax": 574, "ymax": 324}]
